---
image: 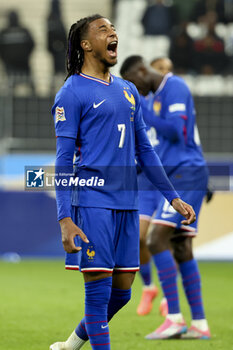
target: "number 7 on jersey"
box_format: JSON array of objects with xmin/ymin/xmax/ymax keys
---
[{"xmin": 118, "ymin": 124, "xmax": 126, "ymax": 148}]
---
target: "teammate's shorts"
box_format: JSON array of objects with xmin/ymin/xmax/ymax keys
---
[
  {"xmin": 153, "ymin": 190, "xmax": 205, "ymax": 237},
  {"xmin": 138, "ymin": 172, "xmax": 162, "ymax": 220},
  {"xmin": 65, "ymin": 207, "xmax": 140, "ymax": 273},
  {"xmin": 152, "ymin": 165, "xmax": 208, "ymax": 236}
]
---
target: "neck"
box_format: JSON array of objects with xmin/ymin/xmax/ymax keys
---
[
  {"xmin": 81, "ymin": 57, "xmax": 111, "ymax": 83},
  {"xmin": 151, "ymin": 72, "xmax": 164, "ymax": 93}
]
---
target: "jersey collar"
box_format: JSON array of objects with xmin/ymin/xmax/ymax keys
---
[
  {"xmin": 155, "ymin": 72, "xmax": 173, "ymax": 96},
  {"xmin": 79, "ymin": 72, "xmax": 114, "ymax": 86}
]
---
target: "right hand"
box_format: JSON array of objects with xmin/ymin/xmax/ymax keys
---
[{"xmin": 59, "ymin": 217, "xmax": 89, "ymax": 253}]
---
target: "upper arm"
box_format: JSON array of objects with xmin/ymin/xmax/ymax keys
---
[
  {"xmin": 52, "ymin": 88, "xmax": 81, "ymax": 139},
  {"xmin": 164, "ymin": 80, "xmax": 189, "ymax": 121}
]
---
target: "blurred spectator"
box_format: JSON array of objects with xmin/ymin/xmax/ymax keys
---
[
  {"xmin": 0, "ymin": 10, "xmax": 35, "ymax": 94},
  {"xmin": 169, "ymin": 22, "xmax": 195, "ymax": 74},
  {"xmin": 193, "ymin": 12, "xmax": 228, "ymax": 74},
  {"xmin": 141, "ymin": 0, "xmax": 178, "ymax": 36},
  {"xmin": 190, "ymin": 0, "xmax": 233, "ymax": 24},
  {"xmin": 47, "ymin": 0, "xmax": 67, "ymax": 92}
]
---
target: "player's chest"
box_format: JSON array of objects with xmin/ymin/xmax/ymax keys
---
[
  {"xmin": 152, "ymin": 94, "xmax": 165, "ymax": 118},
  {"xmin": 80, "ymin": 85, "xmax": 136, "ymax": 123}
]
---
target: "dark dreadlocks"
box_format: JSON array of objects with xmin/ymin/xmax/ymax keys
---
[{"xmin": 66, "ymin": 14, "xmax": 104, "ymax": 80}]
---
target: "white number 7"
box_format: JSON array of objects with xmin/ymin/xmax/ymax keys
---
[{"xmin": 118, "ymin": 124, "xmax": 126, "ymax": 148}]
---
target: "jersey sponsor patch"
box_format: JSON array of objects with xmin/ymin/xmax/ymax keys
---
[
  {"xmin": 55, "ymin": 106, "xmax": 66, "ymax": 123},
  {"xmin": 168, "ymin": 103, "xmax": 186, "ymax": 113}
]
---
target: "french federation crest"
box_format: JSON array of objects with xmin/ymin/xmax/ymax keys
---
[
  {"xmin": 123, "ymin": 89, "xmax": 136, "ymax": 111},
  {"xmin": 153, "ymin": 101, "xmax": 161, "ymax": 116},
  {"xmin": 87, "ymin": 246, "xmax": 95, "ymax": 261}
]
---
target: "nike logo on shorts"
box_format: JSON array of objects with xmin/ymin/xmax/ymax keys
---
[
  {"xmin": 161, "ymin": 212, "xmax": 175, "ymax": 218},
  {"xmin": 93, "ymin": 99, "xmax": 106, "ymax": 108}
]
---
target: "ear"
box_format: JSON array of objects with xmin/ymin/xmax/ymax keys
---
[
  {"xmin": 81, "ymin": 39, "xmax": 92, "ymax": 52},
  {"xmin": 138, "ymin": 65, "xmax": 147, "ymax": 77}
]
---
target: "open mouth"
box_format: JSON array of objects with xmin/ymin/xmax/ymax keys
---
[{"xmin": 107, "ymin": 41, "xmax": 118, "ymax": 58}]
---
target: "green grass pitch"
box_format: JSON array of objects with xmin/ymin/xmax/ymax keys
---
[{"xmin": 0, "ymin": 260, "xmax": 232, "ymax": 350}]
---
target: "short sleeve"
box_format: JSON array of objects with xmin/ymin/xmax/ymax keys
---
[
  {"xmin": 129, "ymin": 82, "xmax": 146, "ymax": 132},
  {"xmin": 164, "ymin": 79, "xmax": 189, "ymax": 120},
  {"xmin": 52, "ymin": 87, "xmax": 81, "ymax": 139}
]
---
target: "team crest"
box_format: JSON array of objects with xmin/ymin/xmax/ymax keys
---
[
  {"xmin": 123, "ymin": 89, "xmax": 136, "ymax": 111},
  {"xmin": 153, "ymin": 101, "xmax": 161, "ymax": 116},
  {"xmin": 87, "ymin": 246, "xmax": 95, "ymax": 261},
  {"xmin": 55, "ymin": 106, "xmax": 66, "ymax": 123}
]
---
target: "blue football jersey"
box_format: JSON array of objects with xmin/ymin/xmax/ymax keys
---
[
  {"xmin": 52, "ymin": 73, "xmax": 146, "ymax": 210},
  {"xmin": 146, "ymin": 73, "xmax": 206, "ymax": 172}
]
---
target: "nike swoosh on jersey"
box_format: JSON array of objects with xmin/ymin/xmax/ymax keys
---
[
  {"xmin": 101, "ymin": 324, "xmax": 108, "ymax": 329},
  {"xmin": 93, "ymin": 99, "xmax": 106, "ymax": 108}
]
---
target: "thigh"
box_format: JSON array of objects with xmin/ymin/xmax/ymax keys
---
[
  {"xmin": 114, "ymin": 210, "xmax": 140, "ymax": 272},
  {"xmin": 138, "ymin": 189, "xmax": 161, "ymax": 222}
]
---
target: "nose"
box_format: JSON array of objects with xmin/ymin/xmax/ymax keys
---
[{"xmin": 109, "ymin": 28, "xmax": 117, "ymax": 39}]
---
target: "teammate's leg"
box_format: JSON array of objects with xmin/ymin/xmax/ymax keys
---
[
  {"xmin": 172, "ymin": 236, "xmax": 211, "ymax": 339},
  {"xmin": 137, "ymin": 218, "xmax": 159, "ymax": 316},
  {"xmin": 145, "ymin": 224, "xmax": 187, "ymax": 339}
]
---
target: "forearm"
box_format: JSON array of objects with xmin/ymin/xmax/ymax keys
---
[
  {"xmin": 55, "ymin": 136, "xmax": 76, "ymax": 221},
  {"xmin": 135, "ymin": 128, "xmax": 179, "ymax": 203}
]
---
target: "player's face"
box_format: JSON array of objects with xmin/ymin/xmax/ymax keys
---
[
  {"xmin": 85, "ymin": 18, "xmax": 118, "ymax": 67},
  {"xmin": 151, "ymin": 58, "xmax": 173, "ymax": 76},
  {"xmin": 123, "ymin": 66, "xmax": 152, "ymax": 96}
]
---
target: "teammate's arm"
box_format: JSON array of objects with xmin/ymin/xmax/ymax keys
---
[{"xmin": 140, "ymin": 95, "xmax": 184, "ymax": 142}]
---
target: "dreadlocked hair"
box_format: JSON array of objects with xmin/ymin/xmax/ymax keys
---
[{"xmin": 66, "ymin": 14, "xmax": 104, "ymax": 80}]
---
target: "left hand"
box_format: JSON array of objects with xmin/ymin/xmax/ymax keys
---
[{"xmin": 171, "ymin": 198, "xmax": 196, "ymax": 225}]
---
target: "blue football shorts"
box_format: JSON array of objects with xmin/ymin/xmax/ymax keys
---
[
  {"xmin": 152, "ymin": 166, "xmax": 208, "ymax": 236},
  {"xmin": 138, "ymin": 172, "xmax": 162, "ymax": 220},
  {"xmin": 65, "ymin": 206, "xmax": 140, "ymax": 273}
]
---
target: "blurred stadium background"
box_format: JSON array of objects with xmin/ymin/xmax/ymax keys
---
[{"xmin": 0, "ymin": 0, "xmax": 233, "ymax": 261}]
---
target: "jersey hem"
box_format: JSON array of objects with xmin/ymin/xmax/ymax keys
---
[
  {"xmin": 71, "ymin": 203, "xmax": 139, "ymax": 210},
  {"xmin": 152, "ymin": 219, "xmax": 197, "ymax": 235},
  {"xmin": 114, "ymin": 267, "xmax": 140, "ymax": 272},
  {"xmin": 80, "ymin": 267, "xmax": 113, "ymax": 273},
  {"xmin": 139, "ymin": 214, "xmax": 152, "ymax": 222},
  {"xmin": 65, "ymin": 265, "xmax": 79, "ymax": 271}
]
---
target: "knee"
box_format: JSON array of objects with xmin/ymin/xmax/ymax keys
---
[
  {"xmin": 139, "ymin": 235, "xmax": 146, "ymax": 249},
  {"xmin": 173, "ymin": 238, "xmax": 193, "ymax": 264},
  {"xmin": 146, "ymin": 226, "xmax": 169, "ymax": 255},
  {"xmin": 146, "ymin": 229, "xmax": 159, "ymax": 254},
  {"xmin": 85, "ymin": 276, "xmax": 112, "ymax": 307}
]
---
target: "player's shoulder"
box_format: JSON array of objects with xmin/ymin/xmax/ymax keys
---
[
  {"xmin": 113, "ymin": 75, "xmax": 140, "ymax": 102},
  {"xmin": 166, "ymin": 74, "xmax": 191, "ymax": 96},
  {"xmin": 55, "ymin": 74, "xmax": 83, "ymax": 103},
  {"xmin": 113, "ymin": 75, "xmax": 138, "ymax": 92}
]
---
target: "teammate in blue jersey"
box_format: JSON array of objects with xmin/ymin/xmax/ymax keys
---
[
  {"xmin": 136, "ymin": 57, "xmax": 174, "ymax": 317},
  {"xmin": 120, "ymin": 55, "xmax": 211, "ymax": 340},
  {"xmin": 50, "ymin": 15, "xmax": 196, "ymax": 350}
]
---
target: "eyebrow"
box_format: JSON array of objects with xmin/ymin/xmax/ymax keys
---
[{"xmin": 98, "ymin": 24, "xmax": 116, "ymax": 30}]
